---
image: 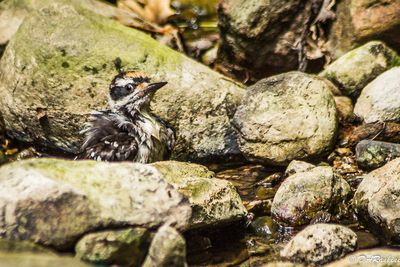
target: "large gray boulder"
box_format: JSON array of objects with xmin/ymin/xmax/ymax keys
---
[
  {"xmin": 0, "ymin": 1, "xmax": 245, "ymax": 161},
  {"xmin": 320, "ymin": 41, "xmax": 400, "ymax": 97},
  {"xmin": 280, "ymin": 224, "xmax": 357, "ymax": 265},
  {"xmin": 353, "ymin": 158, "xmax": 400, "ymax": 243},
  {"xmin": 0, "ymin": 158, "xmax": 246, "ymax": 250},
  {"xmin": 0, "ymin": 158, "xmax": 191, "ymax": 249},
  {"xmin": 233, "ymin": 72, "xmax": 338, "ymax": 166},
  {"xmin": 272, "ymin": 166, "xmax": 351, "ymax": 226},
  {"xmin": 354, "ymin": 67, "xmax": 400, "ymax": 123}
]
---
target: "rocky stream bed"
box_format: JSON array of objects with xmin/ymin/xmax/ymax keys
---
[{"xmin": 0, "ymin": 0, "xmax": 400, "ymax": 266}]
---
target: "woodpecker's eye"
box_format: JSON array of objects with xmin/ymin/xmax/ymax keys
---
[{"xmin": 126, "ymin": 84, "xmax": 136, "ymax": 91}]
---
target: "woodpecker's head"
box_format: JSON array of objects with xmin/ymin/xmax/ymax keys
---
[{"xmin": 108, "ymin": 71, "xmax": 167, "ymax": 111}]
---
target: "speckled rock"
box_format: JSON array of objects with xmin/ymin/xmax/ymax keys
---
[
  {"xmin": 325, "ymin": 249, "xmax": 400, "ymax": 267},
  {"xmin": 320, "ymin": 42, "xmax": 400, "ymax": 97},
  {"xmin": 233, "ymin": 72, "xmax": 338, "ymax": 166},
  {"xmin": 152, "ymin": 161, "xmax": 247, "ymax": 228},
  {"xmin": 356, "ymin": 140, "xmax": 400, "ymax": 170},
  {"xmin": 0, "ymin": 158, "xmax": 191, "ymax": 249},
  {"xmin": 328, "ymin": 0, "xmax": 400, "ymax": 59},
  {"xmin": 75, "ymin": 228, "xmax": 150, "ymax": 266},
  {"xmin": 217, "ymin": 0, "xmax": 317, "ymax": 80},
  {"xmin": 353, "ymin": 158, "xmax": 400, "ymax": 243},
  {"xmin": 284, "ymin": 160, "xmax": 315, "ymax": 177},
  {"xmin": 142, "ymin": 224, "xmax": 187, "ymax": 267},
  {"xmin": 272, "ymin": 166, "xmax": 351, "ymax": 226},
  {"xmin": 354, "ymin": 67, "xmax": 400, "ymax": 123},
  {"xmin": 280, "ymin": 224, "xmax": 357, "ymax": 265},
  {"xmin": 0, "ymin": 1, "xmax": 245, "ymax": 161}
]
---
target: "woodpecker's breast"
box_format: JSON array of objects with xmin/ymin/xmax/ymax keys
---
[{"xmin": 134, "ymin": 112, "xmax": 169, "ymax": 163}]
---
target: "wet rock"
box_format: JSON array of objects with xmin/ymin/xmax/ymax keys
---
[
  {"xmin": 272, "ymin": 166, "xmax": 351, "ymax": 226},
  {"xmin": 284, "ymin": 160, "xmax": 315, "ymax": 177},
  {"xmin": 325, "ymin": 249, "xmax": 400, "ymax": 267},
  {"xmin": 320, "ymin": 42, "xmax": 400, "ymax": 97},
  {"xmin": 249, "ymin": 216, "xmax": 273, "ymax": 238},
  {"xmin": 335, "ymin": 96, "xmax": 355, "ymax": 123},
  {"xmin": 0, "ymin": 158, "xmax": 191, "ymax": 249},
  {"xmin": 0, "ymin": 1, "xmax": 245, "ymax": 161},
  {"xmin": 75, "ymin": 228, "xmax": 150, "ymax": 266},
  {"xmin": 152, "ymin": 161, "xmax": 247, "ymax": 228},
  {"xmin": 217, "ymin": 0, "xmax": 316, "ymax": 80},
  {"xmin": 0, "ymin": 252, "xmax": 90, "ymax": 267},
  {"xmin": 328, "ymin": 0, "xmax": 400, "ymax": 59},
  {"xmin": 354, "ymin": 67, "xmax": 400, "ymax": 123},
  {"xmin": 280, "ymin": 224, "xmax": 357, "ymax": 265},
  {"xmin": 233, "ymin": 72, "xmax": 338, "ymax": 166},
  {"xmin": 142, "ymin": 225, "xmax": 187, "ymax": 267},
  {"xmin": 356, "ymin": 140, "xmax": 400, "ymax": 170},
  {"xmin": 353, "ymin": 158, "xmax": 400, "ymax": 243}
]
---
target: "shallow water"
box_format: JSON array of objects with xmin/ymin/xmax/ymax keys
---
[{"xmin": 186, "ymin": 164, "xmax": 385, "ymax": 266}]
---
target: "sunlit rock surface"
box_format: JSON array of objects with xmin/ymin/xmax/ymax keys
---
[
  {"xmin": 354, "ymin": 67, "xmax": 400, "ymax": 123},
  {"xmin": 0, "ymin": 158, "xmax": 191, "ymax": 249},
  {"xmin": 353, "ymin": 158, "xmax": 400, "ymax": 243},
  {"xmin": 0, "ymin": 1, "xmax": 245, "ymax": 162},
  {"xmin": 281, "ymin": 224, "xmax": 357, "ymax": 265},
  {"xmin": 320, "ymin": 41, "xmax": 400, "ymax": 97},
  {"xmin": 272, "ymin": 166, "xmax": 350, "ymax": 226},
  {"xmin": 284, "ymin": 160, "xmax": 315, "ymax": 177},
  {"xmin": 152, "ymin": 161, "xmax": 247, "ymax": 228},
  {"xmin": 233, "ymin": 72, "xmax": 338, "ymax": 166}
]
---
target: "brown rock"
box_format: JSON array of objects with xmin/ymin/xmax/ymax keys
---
[{"xmin": 328, "ymin": 0, "xmax": 400, "ymax": 59}]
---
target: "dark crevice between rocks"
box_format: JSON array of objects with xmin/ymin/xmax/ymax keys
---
[{"xmin": 0, "ymin": 42, "xmax": 6, "ymax": 59}]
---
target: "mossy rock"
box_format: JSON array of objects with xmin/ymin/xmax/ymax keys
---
[
  {"xmin": 0, "ymin": 0, "xmax": 244, "ymax": 161},
  {"xmin": 152, "ymin": 161, "xmax": 247, "ymax": 228}
]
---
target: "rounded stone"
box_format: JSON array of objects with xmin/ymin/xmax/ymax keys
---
[
  {"xmin": 354, "ymin": 67, "xmax": 400, "ymax": 123},
  {"xmin": 320, "ymin": 41, "xmax": 399, "ymax": 97},
  {"xmin": 272, "ymin": 166, "xmax": 350, "ymax": 226},
  {"xmin": 233, "ymin": 71, "xmax": 338, "ymax": 165},
  {"xmin": 353, "ymin": 158, "xmax": 400, "ymax": 243},
  {"xmin": 280, "ymin": 224, "xmax": 357, "ymax": 265}
]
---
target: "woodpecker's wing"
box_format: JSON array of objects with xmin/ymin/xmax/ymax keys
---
[
  {"xmin": 79, "ymin": 110, "xmax": 138, "ymax": 161},
  {"xmin": 165, "ymin": 125, "xmax": 175, "ymax": 159}
]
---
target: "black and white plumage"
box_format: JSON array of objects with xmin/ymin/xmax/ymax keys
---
[{"xmin": 79, "ymin": 71, "xmax": 175, "ymax": 163}]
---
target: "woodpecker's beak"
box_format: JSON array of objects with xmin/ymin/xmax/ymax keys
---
[{"xmin": 145, "ymin": 82, "xmax": 168, "ymax": 93}]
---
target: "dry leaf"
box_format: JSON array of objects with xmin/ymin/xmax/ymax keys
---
[
  {"xmin": 119, "ymin": 0, "xmax": 175, "ymax": 24},
  {"xmin": 36, "ymin": 107, "xmax": 47, "ymax": 120}
]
